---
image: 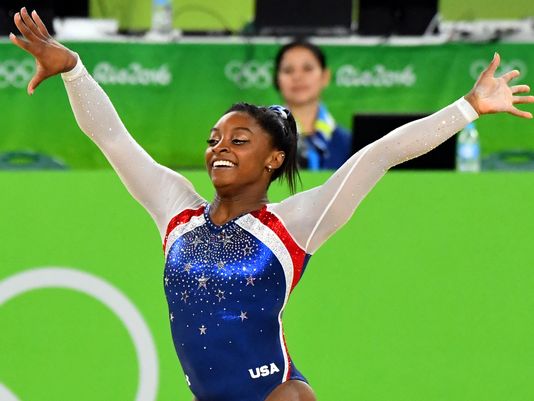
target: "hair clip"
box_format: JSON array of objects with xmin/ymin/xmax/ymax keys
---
[{"xmin": 268, "ymin": 105, "xmax": 290, "ymax": 120}]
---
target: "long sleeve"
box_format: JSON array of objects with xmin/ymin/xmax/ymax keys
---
[
  {"xmin": 270, "ymin": 98, "xmax": 479, "ymax": 254},
  {"xmin": 62, "ymin": 57, "xmax": 205, "ymax": 239}
]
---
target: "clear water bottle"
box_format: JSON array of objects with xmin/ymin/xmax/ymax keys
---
[
  {"xmin": 456, "ymin": 122, "xmax": 481, "ymax": 172},
  {"xmin": 152, "ymin": 0, "xmax": 174, "ymax": 34}
]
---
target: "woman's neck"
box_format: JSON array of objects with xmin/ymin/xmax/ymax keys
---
[
  {"xmin": 209, "ymin": 192, "xmax": 269, "ymax": 225},
  {"xmin": 288, "ymin": 100, "xmax": 320, "ymax": 135}
]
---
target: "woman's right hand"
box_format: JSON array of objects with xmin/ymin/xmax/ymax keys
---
[{"xmin": 9, "ymin": 7, "xmax": 78, "ymax": 95}]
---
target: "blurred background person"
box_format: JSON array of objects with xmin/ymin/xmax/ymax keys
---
[{"xmin": 274, "ymin": 40, "xmax": 352, "ymax": 170}]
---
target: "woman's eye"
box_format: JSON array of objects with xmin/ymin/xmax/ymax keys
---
[
  {"xmin": 232, "ymin": 139, "xmax": 248, "ymax": 144},
  {"xmin": 206, "ymin": 139, "xmax": 219, "ymax": 146}
]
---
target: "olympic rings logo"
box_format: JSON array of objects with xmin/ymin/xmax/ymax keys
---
[
  {"xmin": 0, "ymin": 59, "xmax": 35, "ymax": 89},
  {"xmin": 470, "ymin": 59, "xmax": 527, "ymax": 81},
  {"xmin": 224, "ymin": 60, "xmax": 273, "ymax": 89}
]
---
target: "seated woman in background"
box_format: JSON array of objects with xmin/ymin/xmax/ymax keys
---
[{"xmin": 274, "ymin": 40, "xmax": 351, "ymax": 170}]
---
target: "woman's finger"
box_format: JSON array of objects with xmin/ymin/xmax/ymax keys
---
[
  {"xmin": 20, "ymin": 7, "xmax": 46, "ymax": 40},
  {"xmin": 27, "ymin": 70, "xmax": 46, "ymax": 95},
  {"xmin": 508, "ymin": 106, "xmax": 533, "ymax": 119},
  {"xmin": 512, "ymin": 95, "xmax": 534, "ymax": 105},
  {"xmin": 13, "ymin": 12, "xmax": 38, "ymax": 42},
  {"xmin": 8, "ymin": 32, "xmax": 30, "ymax": 52},
  {"xmin": 500, "ymin": 69, "xmax": 520, "ymax": 83},
  {"xmin": 32, "ymin": 10, "xmax": 51, "ymax": 38},
  {"xmin": 482, "ymin": 52, "xmax": 500, "ymax": 77},
  {"xmin": 510, "ymin": 84, "xmax": 530, "ymax": 94}
]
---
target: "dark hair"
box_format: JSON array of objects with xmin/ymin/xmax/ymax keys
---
[
  {"xmin": 273, "ymin": 39, "xmax": 327, "ymax": 91},
  {"xmin": 224, "ymin": 103, "xmax": 301, "ymax": 194}
]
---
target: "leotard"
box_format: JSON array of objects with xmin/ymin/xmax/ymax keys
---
[{"xmin": 61, "ymin": 57, "xmax": 478, "ymax": 401}]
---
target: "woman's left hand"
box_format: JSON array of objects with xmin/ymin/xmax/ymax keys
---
[{"xmin": 465, "ymin": 52, "xmax": 534, "ymax": 119}]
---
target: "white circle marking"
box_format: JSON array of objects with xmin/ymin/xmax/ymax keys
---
[{"xmin": 0, "ymin": 267, "xmax": 159, "ymax": 401}]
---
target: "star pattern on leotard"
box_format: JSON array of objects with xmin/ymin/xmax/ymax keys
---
[
  {"xmin": 197, "ymin": 273, "xmax": 209, "ymax": 289},
  {"xmin": 219, "ymin": 232, "xmax": 233, "ymax": 247},
  {"xmin": 190, "ymin": 236, "xmax": 203, "ymax": 249},
  {"xmin": 242, "ymin": 245, "xmax": 253, "ymax": 256},
  {"xmin": 181, "ymin": 290, "xmax": 189, "ymax": 303},
  {"xmin": 199, "ymin": 325, "xmax": 207, "ymax": 335},
  {"xmin": 214, "ymin": 289, "xmax": 224, "ymax": 302},
  {"xmin": 165, "ymin": 224, "xmax": 265, "ymax": 306},
  {"xmin": 239, "ymin": 311, "xmax": 248, "ymax": 322},
  {"xmin": 245, "ymin": 274, "xmax": 256, "ymax": 286},
  {"xmin": 184, "ymin": 263, "xmax": 192, "ymax": 273}
]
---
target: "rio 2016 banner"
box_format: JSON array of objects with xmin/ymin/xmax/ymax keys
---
[
  {"xmin": 1, "ymin": 171, "xmax": 534, "ymax": 401},
  {"xmin": 0, "ymin": 41, "xmax": 533, "ymax": 169}
]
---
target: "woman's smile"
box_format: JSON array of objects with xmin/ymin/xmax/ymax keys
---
[{"xmin": 212, "ymin": 159, "xmax": 237, "ymax": 168}]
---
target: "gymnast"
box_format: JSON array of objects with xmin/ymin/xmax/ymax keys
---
[{"xmin": 10, "ymin": 7, "xmax": 533, "ymax": 401}]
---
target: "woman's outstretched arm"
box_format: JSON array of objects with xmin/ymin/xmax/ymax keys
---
[
  {"xmin": 272, "ymin": 53, "xmax": 534, "ymax": 254},
  {"xmin": 10, "ymin": 8, "xmax": 205, "ymax": 238}
]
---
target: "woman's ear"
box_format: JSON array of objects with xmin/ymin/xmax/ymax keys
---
[{"xmin": 268, "ymin": 151, "xmax": 286, "ymax": 170}]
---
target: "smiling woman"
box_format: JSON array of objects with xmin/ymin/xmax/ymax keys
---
[
  {"xmin": 205, "ymin": 109, "xmax": 284, "ymax": 206},
  {"xmin": 206, "ymin": 103, "xmax": 299, "ymax": 196},
  {"xmin": 9, "ymin": 6, "xmax": 534, "ymax": 401}
]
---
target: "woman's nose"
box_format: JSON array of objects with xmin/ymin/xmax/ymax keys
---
[
  {"xmin": 291, "ymin": 70, "xmax": 303, "ymax": 81},
  {"xmin": 212, "ymin": 140, "xmax": 230, "ymax": 153}
]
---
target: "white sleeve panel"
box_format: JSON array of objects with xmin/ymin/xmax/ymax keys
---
[
  {"xmin": 62, "ymin": 57, "xmax": 205, "ymax": 239},
  {"xmin": 271, "ymin": 98, "xmax": 479, "ymax": 254}
]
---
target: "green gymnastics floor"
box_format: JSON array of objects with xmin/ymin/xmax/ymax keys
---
[{"xmin": 1, "ymin": 171, "xmax": 533, "ymax": 401}]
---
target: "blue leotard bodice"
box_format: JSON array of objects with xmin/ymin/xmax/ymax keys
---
[{"xmin": 163, "ymin": 204, "xmax": 311, "ymax": 401}]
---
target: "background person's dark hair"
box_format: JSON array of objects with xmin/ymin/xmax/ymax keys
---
[
  {"xmin": 273, "ymin": 39, "xmax": 327, "ymax": 91},
  {"xmin": 225, "ymin": 103, "xmax": 301, "ymax": 194}
]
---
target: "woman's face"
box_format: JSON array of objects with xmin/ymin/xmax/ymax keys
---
[
  {"xmin": 277, "ymin": 46, "xmax": 330, "ymax": 107},
  {"xmin": 205, "ymin": 111, "xmax": 281, "ymax": 191}
]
